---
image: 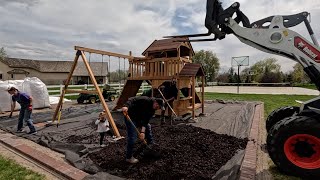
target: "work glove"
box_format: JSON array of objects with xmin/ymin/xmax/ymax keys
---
[{"xmin": 28, "ymin": 105, "xmax": 33, "ymax": 111}]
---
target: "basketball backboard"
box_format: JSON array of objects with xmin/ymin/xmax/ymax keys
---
[{"xmin": 231, "ymin": 56, "xmax": 249, "ymax": 66}]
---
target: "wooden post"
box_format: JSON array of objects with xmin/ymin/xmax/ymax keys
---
[
  {"xmin": 80, "ymin": 51, "xmax": 121, "ymax": 137},
  {"xmin": 53, "ymin": 52, "xmax": 80, "ymax": 122},
  {"xmin": 201, "ymin": 76, "xmax": 204, "ymax": 114},
  {"xmin": 192, "ymin": 76, "xmax": 195, "ymax": 119},
  {"xmin": 177, "ymin": 77, "xmax": 180, "ymax": 116}
]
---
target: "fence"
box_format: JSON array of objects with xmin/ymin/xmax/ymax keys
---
[{"xmin": 47, "ymin": 83, "xmax": 152, "ymax": 97}]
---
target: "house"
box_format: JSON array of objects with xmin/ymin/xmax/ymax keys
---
[{"xmin": 0, "ymin": 57, "xmax": 108, "ymax": 85}]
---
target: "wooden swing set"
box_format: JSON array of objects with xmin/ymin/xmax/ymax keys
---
[{"xmin": 52, "ymin": 46, "xmax": 133, "ymax": 138}]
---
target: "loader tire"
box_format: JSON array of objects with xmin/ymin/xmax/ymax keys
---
[
  {"xmin": 267, "ymin": 116, "xmax": 320, "ymax": 178},
  {"xmin": 266, "ymin": 106, "xmax": 299, "ymax": 132}
]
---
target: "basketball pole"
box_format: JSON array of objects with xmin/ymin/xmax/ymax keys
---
[{"xmin": 237, "ymin": 65, "xmax": 240, "ymax": 94}]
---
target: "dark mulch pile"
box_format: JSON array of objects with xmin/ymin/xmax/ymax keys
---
[{"xmin": 88, "ymin": 124, "xmax": 248, "ymax": 180}]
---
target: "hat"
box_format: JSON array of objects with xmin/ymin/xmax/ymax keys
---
[
  {"xmin": 6, "ymin": 86, "xmax": 17, "ymax": 92},
  {"xmin": 155, "ymin": 98, "xmax": 165, "ymax": 111}
]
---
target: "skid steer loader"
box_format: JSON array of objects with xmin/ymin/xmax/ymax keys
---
[{"xmin": 166, "ymin": 0, "xmax": 320, "ymax": 178}]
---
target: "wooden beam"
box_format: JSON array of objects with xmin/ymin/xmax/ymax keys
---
[
  {"xmin": 192, "ymin": 76, "xmax": 195, "ymax": 120},
  {"xmin": 80, "ymin": 51, "xmax": 121, "ymax": 138},
  {"xmin": 201, "ymin": 76, "xmax": 204, "ymax": 114},
  {"xmin": 75, "ymin": 46, "xmax": 133, "ymax": 59},
  {"xmin": 65, "ymin": 89, "xmax": 98, "ymax": 94},
  {"xmin": 53, "ymin": 52, "xmax": 80, "ymax": 122}
]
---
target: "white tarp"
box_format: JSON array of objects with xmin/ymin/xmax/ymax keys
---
[
  {"xmin": 0, "ymin": 77, "xmax": 50, "ymax": 112},
  {"xmin": 49, "ymin": 96, "xmax": 71, "ymax": 104}
]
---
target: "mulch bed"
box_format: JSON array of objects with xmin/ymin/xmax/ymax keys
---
[{"xmin": 84, "ymin": 124, "xmax": 248, "ymax": 180}]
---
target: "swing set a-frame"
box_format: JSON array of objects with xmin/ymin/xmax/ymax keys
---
[{"xmin": 52, "ymin": 46, "xmax": 133, "ymax": 138}]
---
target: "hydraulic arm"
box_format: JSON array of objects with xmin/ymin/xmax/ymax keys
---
[{"xmin": 167, "ymin": 0, "xmax": 320, "ymax": 91}]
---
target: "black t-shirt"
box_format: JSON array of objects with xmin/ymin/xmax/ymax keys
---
[
  {"xmin": 161, "ymin": 81, "xmax": 178, "ymax": 100},
  {"xmin": 124, "ymin": 96, "xmax": 156, "ymax": 127}
]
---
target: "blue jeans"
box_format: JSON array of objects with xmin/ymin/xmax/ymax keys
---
[
  {"xmin": 123, "ymin": 117, "xmax": 153, "ymax": 159},
  {"xmin": 18, "ymin": 107, "xmax": 36, "ymax": 132}
]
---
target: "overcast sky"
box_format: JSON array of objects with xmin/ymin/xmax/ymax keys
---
[{"xmin": 1, "ymin": 0, "xmax": 320, "ymax": 72}]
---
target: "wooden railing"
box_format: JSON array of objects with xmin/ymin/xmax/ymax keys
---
[{"xmin": 128, "ymin": 57, "xmax": 191, "ymax": 80}]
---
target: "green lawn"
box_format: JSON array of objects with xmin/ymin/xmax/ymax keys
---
[
  {"xmin": 294, "ymin": 83, "xmax": 318, "ymax": 90},
  {"xmin": 204, "ymin": 92, "xmax": 317, "ymax": 180},
  {"xmin": 0, "ymin": 155, "xmax": 45, "ymax": 180},
  {"xmin": 204, "ymin": 92, "xmax": 316, "ymax": 118}
]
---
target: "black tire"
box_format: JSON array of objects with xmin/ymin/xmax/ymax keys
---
[
  {"xmin": 267, "ymin": 116, "xmax": 320, "ymax": 178},
  {"xmin": 89, "ymin": 97, "xmax": 96, "ymax": 104},
  {"xmin": 266, "ymin": 106, "xmax": 299, "ymax": 132},
  {"xmin": 108, "ymin": 96, "xmax": 115, "ymax": 101}
]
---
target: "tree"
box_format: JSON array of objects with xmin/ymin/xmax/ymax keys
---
[
  {"xmin": 240, "ymin": 67, "xmax": 251, "ymax": 83},
  {"xmin": 250, "ymin": 58, "xmax": 281, "ymax": 83},
  {"xmin": 193, "ymin": 50, "xmax": 220, "ymax": 83},
  {"xmin": 291, "ymin": 63, "xmax": 310, "ymax": 83},
  {"xmin": 227, "ymin": 67, "xmax": 238, "ymax": 83},
  {"xmin": 109, "ymin": 70, "xmax": 128, "ymax": 83},
  {"xmin": 216, "ymin": 73, "xmax": 229, "ymax": 83},
  {"xmin": 0, "ymin": 47, "xmax": 7, "ymax": 60}
]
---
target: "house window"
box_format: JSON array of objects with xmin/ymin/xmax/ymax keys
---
[
  {"xmin": 0, "ymin": 74, "xmax": 2, "ymax": 80},
  {"xmin": 11, "ymin": 74, "xmax": 13, "ymax": 79}
]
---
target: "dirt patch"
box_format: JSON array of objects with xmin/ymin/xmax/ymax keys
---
[{"xmin": 87, "ymin": 124, "xmax": 248, "ymax": 180}]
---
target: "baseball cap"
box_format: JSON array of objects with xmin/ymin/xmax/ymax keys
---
[{"xmin": 155, "ymin": 98, "xmax": 165, "ymax": 111}]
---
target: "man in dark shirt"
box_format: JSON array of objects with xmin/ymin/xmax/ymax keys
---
[
  {"xmin": 159, "ymin": 77, "xmax": 178, "ymax": 124},
  {"xmin": 122, "ymin": 96, "xmax": 164, "ymax": 164},
  {"xmin": 7, "ymin": 87, "xmax": 37, "ymax": 134}
]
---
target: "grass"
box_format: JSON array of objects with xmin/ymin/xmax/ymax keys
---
[
  {"xmin": 0, "ymin": 155, "xmax": 45, "ymax": 180},
  {"xmin": 293, "ymin": 83, "xmax": 318, "ymax": 90},
  {"xmin": 204, "ymin": 92, "xmax": 317, "ymax": 180},
  {"xmin": 204, "ymin": 92, "xmax": 316, "ymax": 118}
]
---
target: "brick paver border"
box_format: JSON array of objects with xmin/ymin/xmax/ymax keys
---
[
  {"xmin": 0, "ymin": 131, "xmax": 88, "ymax": 180},
  {"xmin": 239, "ymin": 103, "xmax": 263, "ymax": 180}
]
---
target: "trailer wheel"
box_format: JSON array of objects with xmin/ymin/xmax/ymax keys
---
[
  {"xmin": 108, "ymin": 96, "xmax": 115, "ymax": 101},
  {"xmin": 267, "ymin": 116, "xmax": 320, "ymax": 178},
  {"xmin": 89, "ymin": 97, "xmax": 96, "ymax": 104},
  {"xmin": 266, "ymin": 106, "xmax": 299, "ymax": 132}
]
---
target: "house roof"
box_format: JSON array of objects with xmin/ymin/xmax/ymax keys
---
[
  {"xmin": 142, "ymin": 37, "xmax": 195, "ymax": 56},
  {"xmin": 0, "ymin": 57, "xmax": 108, "ymax": 76},
  {"xmin": 179, "ymin": 63, "xmax": 205, "ymax": 77}
]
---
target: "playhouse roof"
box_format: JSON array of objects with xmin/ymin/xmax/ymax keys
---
[
  {"xmin": 179, "ymin": 63, "xmax": 205, "ymax": 77},
  {"xmin": 142, "ymin": 37, "xmax": 195, "ymax": 56}
]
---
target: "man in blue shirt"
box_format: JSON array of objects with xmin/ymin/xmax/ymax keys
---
[{"xmin": 7, "ymin": 87, "xmax": 37, "ymax": 135}]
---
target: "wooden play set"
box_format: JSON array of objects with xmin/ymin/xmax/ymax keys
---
[{"xmin": 53, "ymin": 38, "xmax": 205, "ymax": 138}]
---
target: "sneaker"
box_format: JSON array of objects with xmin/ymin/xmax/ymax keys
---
[
  {"xmin": 27, "ymin": 131, "xmax": 37, "ymax": 135},
  {"xmin": 106, "ymin": 137, "xmax": 116, "ymax": 142},
  {"xmin": 126, "ymin": 157, "xmax": 139, "ymax": 164},
  {"xmin": 16, "ymin": 129, "xmax": 25, "ymax": 133},
  {"xmin": 100, "ymin": 144, "xmax": 107, "ymax": 147}
]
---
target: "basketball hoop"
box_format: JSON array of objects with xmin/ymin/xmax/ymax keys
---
[
  {"xmin": 231, "ymin": 56, "xmax": 249, "ymax": 94},
  {"xmin": 231, "ymin": 56, "xmax": 249, "ymax": 67}
]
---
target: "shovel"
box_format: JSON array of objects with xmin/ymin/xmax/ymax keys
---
[{"xmin": 123, "ymin": 112, "xmax": 160, "ymax": 158}]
